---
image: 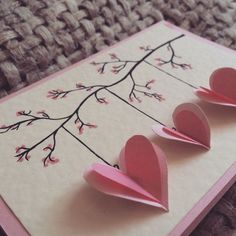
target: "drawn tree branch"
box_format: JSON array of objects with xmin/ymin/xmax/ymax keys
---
[
  {"xmin": 140, "ymin": 42, "xmax": 193, "ymax": 70},
  {"xmin": 0, "ymin": 34, "xmax": 197, "ymax": 168}
]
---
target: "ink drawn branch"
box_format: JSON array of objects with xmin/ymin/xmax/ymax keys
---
[
  {"xmin": 0, "ymin": 34, "xmax": 196, "ymax": 168},
  {"xmin": 0, "ymin": 110, "xmax": 55, "ymax": 134},
  {"xmin": 90, "ymin": 53, "xmax": 137, "ymax": 74},
  {"xmin": 155, "ymin": 42, "xmax": 192, "ymax": 70},
  {"xmin": 128, "ymin": 74, "xmax": 164, "ymax": 103}
]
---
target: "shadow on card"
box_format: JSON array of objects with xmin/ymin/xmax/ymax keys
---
[
  {"xmin": 150, "ymin": 134, "xmax": 207, "ymax": 166},
  {"xmin": 196, "ymin": 101, "xmax": 236, "ymax": 129},
  {"xmin": 56, "ymin": 185, "xmax": 164, "ymax": 234}
]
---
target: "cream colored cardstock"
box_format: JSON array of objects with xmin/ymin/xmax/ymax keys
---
[{"xmin": 0, "ymin": 22, "xmax": 235, "ymax": 236}]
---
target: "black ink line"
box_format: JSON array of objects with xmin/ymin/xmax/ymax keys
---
[
  {"xmin": 62, "ymin": 126, "xmax": 112, "ymax": 166},
  {"xmin": 63, "ymin": 35, "xmax": 184, "ymax": 132},
  {"xmin": 105, "ymin": 88, "xmax": 165, "ymax": 126},
  {"xmin": 4, "ymin": 34, "xmax": 185, "ymax": 166},
  {"xmin": 144, "ymin": 60, "xmax": 198, "ymax": 89},
  {"xmin": 106, "ymin": 34, "xmax": 185, "ymax": 89},
  {"xmin": 58, "ymin": 35, "xmax": 184, "ymax": 163}
]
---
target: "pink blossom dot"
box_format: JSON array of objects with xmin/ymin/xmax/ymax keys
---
[
  {"xmin": 137, "ymin": 98, "xmax": 142, "ymax": 103},
  {"xmin": 37, "ymin": 110, "xmax": 45, "ymax": 114},
  {"xmin": 88, "ymin": 124, "xmax": 97, "ymax": 129},
  {"xmin": 79, "ymin": 127, "xmax": 84, "ymax": 135},
  {"xmin": 109, "ymin": 53, "xmax": 117, "ymax": 59},
  {"xmin": 52, "ymin": 158, "xmax": 60, "ymax": 164},
  {"xmin": 76, "ymin": 83, "xmax": 83, "ymax": 87},
  {"xmin": 16, "ymin": 111, "xmax": 23, "ymax": 116}
]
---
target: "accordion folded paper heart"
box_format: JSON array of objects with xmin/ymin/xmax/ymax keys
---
[
  {"xmin": 152, "ymin": 103, "xmax": 211, "ymax": 149},
  {"xmin": 84, "ymin": 135, "xmax": 168, "ymax": 210},
  {"xmin": 195, "ymin": 67, "xmax": 236, "ymax": 107}
]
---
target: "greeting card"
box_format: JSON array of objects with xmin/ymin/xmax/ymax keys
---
[{"xmin": 0, "ymin": 21, "xmax": 235, "ymax": 236}]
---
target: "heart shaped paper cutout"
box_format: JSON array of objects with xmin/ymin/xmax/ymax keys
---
[
  {"xmin": 152, "ymin": 103, "xmax": 211, "ymax": 149},
  {"xmin": 84, "ymin": 135, "xmax": 168, "ymax": 210},
  {"xmin": 195, "ymin": 67, "xmax": 236, "ymax": 107}
]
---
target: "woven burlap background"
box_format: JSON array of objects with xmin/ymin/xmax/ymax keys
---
[{"xmin": 0, "ymin": 0, "xmax": 235, "ymax": 235}]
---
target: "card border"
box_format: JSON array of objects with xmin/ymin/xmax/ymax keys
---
[
  {"xmin": 169, "ymin": 162, "xmax": 236, "ymax": 236},
  {"xmin": 0, "ymin": 197, "xmax": 30, "ymax": 236}
]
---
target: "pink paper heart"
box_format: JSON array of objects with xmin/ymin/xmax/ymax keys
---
[
  {"xmin": 152, "ymin": 103, "xmax": 211, "ymax": 149},
  {"xmin": 84, "ymin": 135, "xmax": 168, "ymax": 210},
  {"xmin": 195, "ymin": 67, "xmax": 236, "ymax": 107}
]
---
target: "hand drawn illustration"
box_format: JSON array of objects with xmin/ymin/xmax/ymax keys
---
[{"xmin": 0, "ymin": 34, "xmax": 196, "ymax": 167}]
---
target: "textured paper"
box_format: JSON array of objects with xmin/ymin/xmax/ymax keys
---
[
  {"xmin": 196, "ymin": 67, "xmax": 236, "ymax": 107},
  {"xmin": 152, "ymin": 103, "xmax": 211, "ymax": 149},
  {"xmin": 0, "ymin": 22, "xmax": 236, "ymax": 236},
  {"xmin": 84, "ymin": 135, "xmax": 168, "ymax": 210}
]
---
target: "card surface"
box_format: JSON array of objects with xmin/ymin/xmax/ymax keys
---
[{"xmin": 0, "ymin": 21, "xmax": 235, "ymax": 236}]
